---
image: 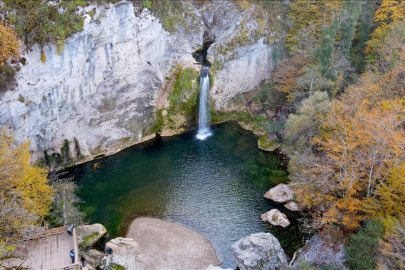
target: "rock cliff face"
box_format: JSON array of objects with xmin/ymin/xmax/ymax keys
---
[{"xmin": 0, "ymin": 0, "xmax": 285, "ymax": 165}]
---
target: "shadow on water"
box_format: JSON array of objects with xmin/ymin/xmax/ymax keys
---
[{"xmin": 71, "ymin": 122, "xmax": 309, "ymax": 268}]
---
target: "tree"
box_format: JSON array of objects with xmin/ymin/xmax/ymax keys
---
[
  {"xmin": 0, "ymin": 128, "xmax": 54, "ymax": 256},
  {"xmin": 0, "ymin": 21, "xmax": 20, "ymax": 66},
  {"xmin": 377, "ymin": 216, "xmax": 405, "ymax": 269},
  {"xmin": 283, "ymin": 91, "xmax": 331, "ymax": 153},
  {"xmin": 363, "ymin": 163, "xmax": 405, "ymax": 220},
  {"xmin": 346, "ymin": 218, "xmax": 384, "ymax": 270},
  {"xmin": 291, "ymin": 97, "xmax": 405, "ymax": 230},
  {"xmin": 272, "ymin": 55, "xmax": 310, "ymax": 103},
  {"xmin": 366, "ymin": 0, "xmax": 405, "ymax": 60},
  {"xmin": 46, "ymin": 168, "xmax": 85, "ymax": 227}
]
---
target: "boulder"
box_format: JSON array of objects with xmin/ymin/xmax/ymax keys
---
[
  {"xmin": 76, "ymin": 223, "xmax": 107, "ymax": 248},
  {"xmin": 232, "ymin": 233, "xmax": 288, "ymax": 270},
  {"xmin": 264, "ymin": 184, "xmax": 294, "ymax": 203},
  {"xmin": 205, "ymin": 265, "xmax": 234, "ymax": 270},
  {"xmin": 284, "ymin": 201, "xmax": 301, "ymax": 211},
  {"xmin": 86, "ymin": 249, "xmax": 105, "ymax": 260},
  {"xmin": 293, "ymin": 228, "xmax": 349, "ymax": 270},
  {"xmin": 105, "ymin": 237, "xmax": 137, "ymax": 255},
  {"xmin": 100, "ymin": 254, "xmax": 128, "ymax": 270},
  {"xmin": 261, "ymin": 209, "xmax": 290, "ymax": 228},
  {"xmin": 258, "ymin": 132, "xmax": 281, "ymax": 152}
]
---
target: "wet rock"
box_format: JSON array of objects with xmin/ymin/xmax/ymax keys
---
[
  {"xmin": 284, "ymin": 201, "xmax": 301, "ymax": 211},
  {"xmin": 105, "ymin": 237, "xmax": 137, "ymax": 255},
  {"xmin": 232, "ymin": 233, "xmax": 288, "ymax": 270},
  {"xmin": 258, "ymin": 132, "xmax": 281, "ymax": 152},
  {"xmin": 76, "ymin": 223, "xmax": 107, "ymax": 248},
  {"xmin": 264, "ymin": 184, "xmax": 294, "ymax": 203},
  {"xmin": 261, "ymin": 209, "xmax": 290, "ymax": 228},
  {"xmin": 293, "ymin": 228, "xmax": 349, "ymax": 270}
]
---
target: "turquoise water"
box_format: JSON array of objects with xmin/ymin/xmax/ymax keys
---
[{"xmin": 72, "ymin": 122, "xmax": 305, "ymax": 268}]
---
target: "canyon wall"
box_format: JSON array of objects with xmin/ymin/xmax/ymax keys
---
[{"xmin": 0, "ymin": 0, "xmax": 285, "ymax": 165}]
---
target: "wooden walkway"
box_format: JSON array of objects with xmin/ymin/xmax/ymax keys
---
[{"xmin": 21, "ymin": 227, "xmax": 80, "ymax": 270}]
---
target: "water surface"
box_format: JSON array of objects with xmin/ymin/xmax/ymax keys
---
[{"xmin": 73, "ymin": 122, "xmax": 305, "ymax": 268}]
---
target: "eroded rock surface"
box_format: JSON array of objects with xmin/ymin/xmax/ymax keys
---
[
  {"xmin": 261, "ymin": 209, "xmax": 290, "ymax": 228},
  {"xmin": 105, "ymin": 237, "xmax": 137, "ymax": 255},
  {"xmin": 293, "ymin": 228, "xmax": 349, "ymax": 270},
  {"xmin": 0, "ymin": 0, "xmax": 285, "ymax": 165},
  {"xmin": 264, "ymin": 184, "xmax": 294, "ymax": 203},
  {"xmin": 231, "ymin": 233, "xmax": 288, "ymax": 270},
  {"xmin": 76, "ymin": 223, "xmax": 107, "ymax": 248}
]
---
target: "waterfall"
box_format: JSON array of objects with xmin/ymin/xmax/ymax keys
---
[{"xmin": 196, "ymin": 66, "xmax": 212, "ymax": 140}]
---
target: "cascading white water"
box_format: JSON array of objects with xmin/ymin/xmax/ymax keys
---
[{"xmin": 196, "ymin": 66, "xmax": 212, "ymax": 140}]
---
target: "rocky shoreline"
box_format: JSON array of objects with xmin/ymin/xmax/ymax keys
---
[{"xmin": 77, "ymin": 213, "xmax": 349, "ymax": 270}]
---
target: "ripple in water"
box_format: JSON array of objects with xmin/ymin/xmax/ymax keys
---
[{"xmin": 72, "ymin": 122, "xmax": 306, "ymax": 268}]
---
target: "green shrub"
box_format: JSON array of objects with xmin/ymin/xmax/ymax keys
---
[
  {"xmin": 142, "ymin": 0, "xmax": 152, "ymax": 10},
  {"xmin": 345, "ymin": 218, "xmax": 384, "ymax": 270}
]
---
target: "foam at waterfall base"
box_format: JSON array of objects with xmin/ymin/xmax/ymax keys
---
[{"xmin": 196, "ymin": 128, "xmax": 212, "ymax": 140}]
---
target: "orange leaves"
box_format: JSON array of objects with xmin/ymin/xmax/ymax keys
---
[{"xmin": 0, "ymin": 22, "xmax": 20, "ymax": 66}]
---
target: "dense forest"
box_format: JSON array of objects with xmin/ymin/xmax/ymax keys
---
[
  {"xmin": 278, "ymin": 1, "xmax": 405, "ymax": 269},
  {"xmin": 1, "ymin": 0, "xmax": 405, "ymax": 269}
]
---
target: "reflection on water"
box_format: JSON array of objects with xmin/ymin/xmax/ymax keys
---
[{"xmin": 72, "ymin": 122, "xmax": 305, "ymax": 268}]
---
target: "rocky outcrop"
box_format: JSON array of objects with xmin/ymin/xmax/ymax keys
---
[
  {"xmin": 76, "ymin": 223, "xmax": 107, "ymax": 248},
  {"xmin": 100, "ymin": 254, "xmax": 128, "ymax": 270},
  {"xmin": 0, "ymin": 0, "xmax": 285, "ymax": 165},
  {"xmin": 261, "ymin": 209, "xmax": 290, "ymax": 228},
  {"xmin": 105, "ymin": 237, "xmax": 137, "ymax": 255},
  {"xmin": 293, "ymin": 228, "xmax": 349, "ymax": 270},
  {"xmin": 232, "ymin": 233, "xmax": 288, "ymax": 270},
  {"xmin": 264, "ymin": 184, "xmax": 294, "ymax": 203}
]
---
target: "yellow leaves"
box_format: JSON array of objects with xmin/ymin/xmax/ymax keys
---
[
  {"xmin": 19, "ymin": 166, "xmax": 55, "ymax": 217},
  {"xmin": 374, "ymin": 0, "xmax": 405, "ymax": 26},
  {"xmin": 0, "ymin": 128, "xmax": 54, "ymax": 246},
  {"xmin": 0, "ymin": 22, "xmax": 20, "ymax": 66}
]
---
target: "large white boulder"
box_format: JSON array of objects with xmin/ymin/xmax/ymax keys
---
[
  {"xmin": 261, "ymin": 209, "xmax": 290, "ymax": 228},
  {"xmin": 76, "ymin": 223, "xmax": 107, "ymax": 248},
  {"xmin": 264, "ymin": 184, "xmax": 294, "ymax": 203},
  {"xmin": 231, "ymin": 233, "xmax": 288, "ymax": 270}
]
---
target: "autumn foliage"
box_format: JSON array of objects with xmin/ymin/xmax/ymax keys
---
[
  {"xmin": 0, "ymin": 128, "xmax": 54, "ymax": 255},
  {"xmin": 0, "ymin": 21, "xmax": 20, "ymax": 66}
]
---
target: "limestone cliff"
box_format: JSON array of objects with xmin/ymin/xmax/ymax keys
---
[{"xmin": 0, "ymin": 0, "xmax": 285, "ymax": 165}]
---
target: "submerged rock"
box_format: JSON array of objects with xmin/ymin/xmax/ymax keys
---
[
  {"xmin": 264, "ymin": 184, "xmax": 294, "ymax": 203},
  {"xmin": 76, "ymin": 223, "xmax": 107, "ymax": 248},
  {"xmin": 232, "ymin": 233, "xmax": 288, "ymax": 270},
  {"xmin": 261, "ymin": 209, "xmax": 290, "ymax": 228},
  {"xmin": 293, "ymin": 228, "xmax": 349, "ymax": 270},
  {"xmin": 258, "ymin": 132, "xmax": 281, "ymax": 152}
]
